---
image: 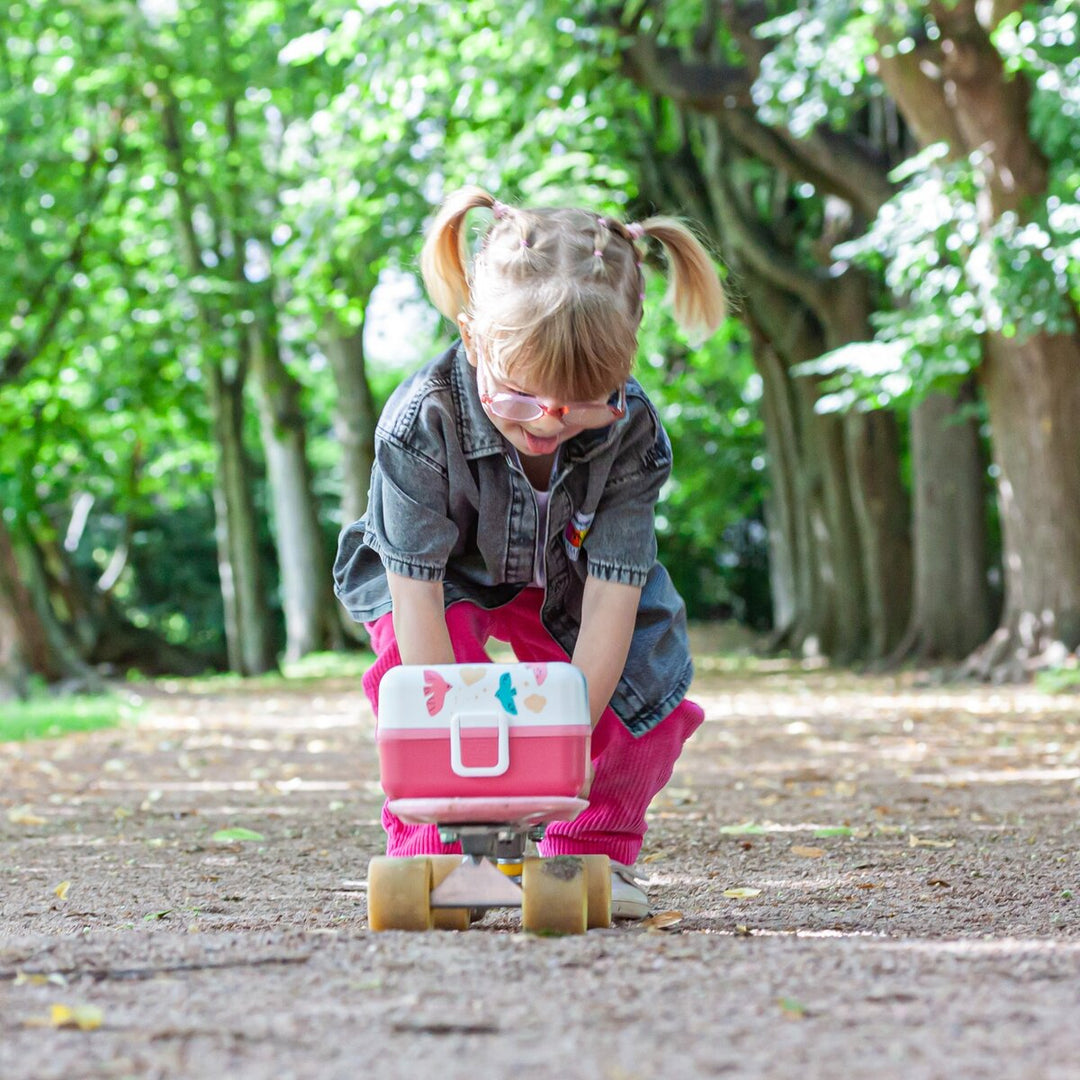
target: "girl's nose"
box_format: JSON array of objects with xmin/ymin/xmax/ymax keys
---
[{"xmin": 528, "ymin": 410, "xmax": 565, "ymax": 435}]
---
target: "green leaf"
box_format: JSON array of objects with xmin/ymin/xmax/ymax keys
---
[{"xmin": 212, "ymin": 827, "xmax": 265, "ymax": 842}]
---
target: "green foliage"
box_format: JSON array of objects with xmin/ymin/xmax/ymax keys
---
[
  {"xmin": 752, "ymin": 0, "xmax": 1080, "ymax": 409},
  {"xmin": 754, "ymin": 3, "xmax": 883, "ymax": 137},
  {"xmin": 834, "ymin": 136, "xmax": 1079, "ymax": 400},
  {"xmin": 2, "ymin": 0, "xmax": 772, "ymax": 681},
  {"xmin": 636, "ymin": 293, "xmax": 769, "ymax": 622}
]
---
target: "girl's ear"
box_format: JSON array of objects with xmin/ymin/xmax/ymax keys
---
[{"xmin": 457, "ymin": 314, "xmax": 477, "ymax": 366}]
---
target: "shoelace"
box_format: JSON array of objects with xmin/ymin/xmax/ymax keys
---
[{"xmin": 610, "ymin": 862, "xmax": 647, "ymax": 887}]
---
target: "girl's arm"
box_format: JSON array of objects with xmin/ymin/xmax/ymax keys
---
[
  {"xmin": 572, "ymin": 575, "xmax": 642, "ymax": 728},
  {"xmin": 387, "ymin": 571, "xmax": 456, "ymax": 666}
]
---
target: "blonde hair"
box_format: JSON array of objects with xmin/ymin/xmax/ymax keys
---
[{"xmin": 420, "ymin": 185, "xmax": 726, "ymax": 400}]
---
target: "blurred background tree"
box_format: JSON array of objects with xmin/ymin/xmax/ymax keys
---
[{"xmin": 2, "ymin": 0, "xmax": 1076, "ymax": 698}]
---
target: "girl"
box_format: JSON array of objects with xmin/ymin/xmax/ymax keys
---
[{"xmin": 334, "ymin": 186, "xmax": 726, "ymax": 918}]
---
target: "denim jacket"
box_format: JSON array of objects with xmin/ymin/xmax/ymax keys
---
[{"xmin": 333, "ymin": 342, "xmax": 693, "ymax": 735}]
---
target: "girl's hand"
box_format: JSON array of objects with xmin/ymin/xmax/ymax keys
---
[{"xmin": 579, "ymin": 757, "xmax": 595, "ymax": 800}]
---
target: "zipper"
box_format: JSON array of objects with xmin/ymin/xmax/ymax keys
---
[{"xmin": 505, "ymin": 448, "xmax": 566, "ymax": 586}]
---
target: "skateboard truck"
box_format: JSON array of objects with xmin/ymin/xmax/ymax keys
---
[{"xmin": 428, "ymin": 823, "xmax": 542, "ymax": 909}]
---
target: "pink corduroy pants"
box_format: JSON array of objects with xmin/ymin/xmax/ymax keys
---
[{"xmin": 361, "ymin": 588, "xmax": 704, "ymax": 866}]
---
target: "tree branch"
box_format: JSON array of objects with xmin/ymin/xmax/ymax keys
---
[
  {"xmin": 619, "ymin": 33, "xmax": 755, "ymax": 111},
  {"xmin": 617, "ymin": 20, "xmax": 894, "ymax": 218},
  {"xmin": 876, "ymin": 4, "xmax": 1048, "ymax": 212},
  {"xmin": 695, "ymin": 119, "xmax": 833, "ymax": 315}
]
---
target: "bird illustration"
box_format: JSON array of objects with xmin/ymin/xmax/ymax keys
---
[
  {"xmin": 423, "ymin": 670, "xmax": 452, "ymax": 717},
  {"xmin": 495, "ymin": 672, "xmax": 518, "ymax": 715}
]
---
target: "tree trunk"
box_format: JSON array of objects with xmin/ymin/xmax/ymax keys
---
[
  {"xmin": 207, "ymin": 362, "xmax": 276, "ymax": 676},
  {"xmin": 895, "ymin": 389, "xmax": 994, "ymax": 663},
  {"xmin": 250, "ymin": 324, "xmax": 342, "ymax": 662},
  {"xmin": 0, "ymin": 518, "xmax": 44, "ymax": 698},
  {"xmin": 747, "ymin": 304, "xmax": 829, "ymax": 658},
  {"xmin": 0, "ymin": 516, "xmax": 100, "ymax": 694},
  {"xmin": 969, "ymin": 333, "xmax": 1080, "ymax": 676},
  {"xmin": 815, "ymin": 408, "xmax": 870, "ymax": 663},
  {"xmin": 845, "ymin": 409, "xmax": 912, "ymax": 661},
  {"xmin": 756, "ymin": 339, "xmax": 800, "ymax": 644},
  {"xmin": 747, "ymin": 291, "xmax": 871, "ymax": 662},
  {"xmin": 323, "ymin": 319, "xmax": 378, "ymax": 527}
]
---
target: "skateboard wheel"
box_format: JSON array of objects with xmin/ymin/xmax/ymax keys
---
[
  {"xmin": 367, "ymin": 856, "xmax": 434, "ymax": 931},
  {"xmin": 429, "ymin": 855, "xmax": 471, "ymax": 931},
  {"xmin": 521, "ymin": 856, "xmax": 588, "ymax": 935},
  {"xmin": 582, "ymin": 854, "xmax": 612, "ymax": 928}
]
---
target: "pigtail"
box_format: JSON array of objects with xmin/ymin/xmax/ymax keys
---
[
  {"xmin": 419, "ymin": 185, "xmax": 499, "ymax": 320},
  {"xmin": 631, "ymin": 217, "xmax": 726, "ymax": 344}
]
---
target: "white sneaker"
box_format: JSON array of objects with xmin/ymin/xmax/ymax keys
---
[{"xmin": 610, "ymin": 862, "xmax": 649, "ymax": 920}]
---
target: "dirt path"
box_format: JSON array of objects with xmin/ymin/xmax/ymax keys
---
[{"xmin": 2, "ymin": 655, "xmax": 1079, "ymax": 1079}]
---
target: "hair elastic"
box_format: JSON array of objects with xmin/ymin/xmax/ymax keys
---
[
  {"xmin": 491, "ymin": 200, "xmax": 510, "ymax": 220},
  {"xmin": 625, "ymin": 222, "xmax": 645, "ymax": 241}
]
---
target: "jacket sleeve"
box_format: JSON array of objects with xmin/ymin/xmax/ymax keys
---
[{"xmin": 360, "ymin": 424, "xmax": 461, "ymax": 582}]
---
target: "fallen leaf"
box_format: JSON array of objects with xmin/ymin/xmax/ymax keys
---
[
  {"xmin": 7, "ymin": 805, "xmax": 46, "ymax": 826},
  {"xmin": 49, "ymin": 1004, "xmax": 104, "ymax": 1031},
  {"xmin": 790, "ymin": 846, "xmax": 826, "ymax": 859},
  {"xmin": 719, "ymin": 823, "xmax": 767, "ymax": 835},
  {"xmin": 723, "ymin": 887, "xmax": 762, "ymax": 899},
  {"xmin": 778, "ymin": 997, "xmax": 807, "ymax": 1019},
  {"xmin": 908, "ymin": 835, "xmax": 955, "ymax": 849},
  {"xmin": 641, "ymin": 910, "xmax": 683, "ymax": 930},
  {"xmin": 814, "ymin": 826, "xmax": 853, "ymax": 838},
  {"xmin": 211, "ymin": 828, "xmax": 265, "ymax": 842},
  {"xmin": 641, "ymin": 851, "xmax": 670, "ymax": 863},
  {"xmin": 53, "ymin": 881, "xmax": 71, "ymax": 900},
  {"xmin": 143, "ymin": 910, "xmax": 172, "ymax": 921}
]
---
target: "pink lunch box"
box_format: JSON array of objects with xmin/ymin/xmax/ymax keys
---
[{"xmin": 376, "ymin": 662, "xmax": 591, "ymax": 800}]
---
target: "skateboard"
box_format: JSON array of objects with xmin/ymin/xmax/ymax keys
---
[{"xmin": 366, "ymin": 662, "xmax": 612, "ymax": 933}]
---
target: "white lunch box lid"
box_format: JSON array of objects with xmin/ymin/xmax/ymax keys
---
[{"xmin": 377, "ymin": 662, "xmax": 589, "ymax": 731}]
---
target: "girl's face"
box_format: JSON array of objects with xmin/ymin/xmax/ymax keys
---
[{"xmin": 460, "ymin": 320, "xmax": 626, "ymax": 458}]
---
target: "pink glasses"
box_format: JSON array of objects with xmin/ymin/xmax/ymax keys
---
[
  {"xmin": 475, "ymin": 348, "xmax": 626, "ymax": 429},
  {"xmin": 480, "ymin": 383, "xmax": 627, "ymax": 428}
]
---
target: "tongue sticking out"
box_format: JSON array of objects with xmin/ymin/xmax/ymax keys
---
[{"xmin": 523, "ymin": 430, "xmax": 560, "ymax": 455}]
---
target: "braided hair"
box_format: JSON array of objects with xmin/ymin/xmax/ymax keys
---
[{"xmin": 420, "ymin": 186, "xmax": 725, "ymax": 400}]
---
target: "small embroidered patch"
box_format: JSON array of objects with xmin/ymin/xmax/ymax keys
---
[{"xmin": 564, "ymin": 511, "xmax": 595, "ymax": 561}]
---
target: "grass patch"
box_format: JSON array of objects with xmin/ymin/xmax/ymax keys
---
[
  {"xmin": 0, "ymin": 694, "xmax": 138, "ymax": 743},
  {"xmin": 1035, "ymin": 664, "xmax": 1080, "ymax": 694}
]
